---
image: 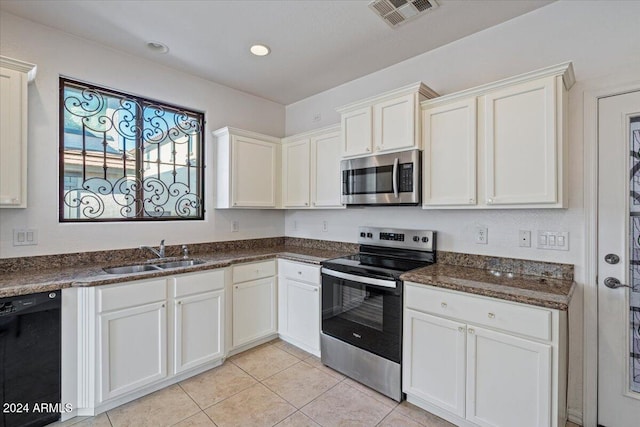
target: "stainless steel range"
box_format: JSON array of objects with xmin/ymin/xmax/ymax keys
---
[{"xmin": 320, "ymin": 226, "xmax": 436, "ymax": 401}]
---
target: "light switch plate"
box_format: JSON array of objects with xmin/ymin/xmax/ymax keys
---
[
  {"xmin": 13, "ymin": 228, "xmax": 38, "ymax": 246},
  {"xmin": 537, "ymin": 231, "xmax": 569, "ymax": 251}
]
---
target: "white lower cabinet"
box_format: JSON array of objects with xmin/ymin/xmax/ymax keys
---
[
  {"xmin": 172, "ymin": 272, "xmax": 225, "ymax": 374},
  {"xmin": 277, "ymin": 260, "xmax": 321, "ymax": 356},
  {"xmin": 230, "ymin": 260, "xmax": 277, "ymax": 350},
  {"xmin": 98, "ymin": 280, "xmax": 167, "ymax": 402},
  {"xmin": 403, "ymin": 282, "xmax": 566, "ymax": 427},
  {"xmin": 77, "ymin": 269, "xmax": 225, "ymax": 415}
]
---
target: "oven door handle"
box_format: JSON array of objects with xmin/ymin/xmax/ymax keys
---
[
  {"xmin": 392, "ymin": 157, "xmax": 399, "ymax": 198},
  {"xmin": 321, "ymin": 267, "xmax": 397, "ymax": 289}
]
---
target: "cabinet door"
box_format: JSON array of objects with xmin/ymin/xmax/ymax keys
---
[
  {"xmin": 466, "ymin": 326, "xmax": 552, "ymax": 427},
  {"xmin": 484, "ymin": 77, "xmax": 557, "ymax": 205},
  {"xmin": 99, "ymin": 301, "xmax": 167, "ymax": 402},
  {"xmin": 174, "ymin": 289, "xmax": 224, "ymax": 374},
  {"xmin": 312, "ymin": 130, "xmax": 343, "ymax": 208},
  {"xmin": 232, "ymin": 135, "xmax": 277, "ymax": 207},
  {"xmin": 341, "ymin": 106, "xmax": 372, "ymax": 157},
  {"xmin": 282, "ymin": 139, "xmax": 311, "ymax": 207},
  {"xmin": 232, "ymin": 277, "xmax": 277, "ymax": 347},
  {"xmin": 374, "ymin": 93, "xmax": 416, "ymax": 152},
  {"xmin": 285, "ymin": 278, "xmax": 320, "ymax": 354},
  {"xmin": 423, "ymin": 99, "xmax": 477, "ymax": 206},
  {"xmin": 403, "ymin": 309, "xmax": 467, "ymax": 418},
  {"xmin": 0, "ymin": 67, "xmax": 26, "ymax": 207}
]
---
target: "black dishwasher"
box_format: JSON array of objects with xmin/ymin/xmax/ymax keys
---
[{"xmin": 0, "ymin": 290, "xmax": 61, "ymax": 427}]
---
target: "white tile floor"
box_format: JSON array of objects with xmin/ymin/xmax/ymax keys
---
[{"xmin": 48, "ymin": 339, "xmax": 581, "ymax": 427}]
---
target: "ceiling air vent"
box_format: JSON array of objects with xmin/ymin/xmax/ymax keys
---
[{"xmin": 369, "ymin": 0, "xmax": 438, "ymax": 28}]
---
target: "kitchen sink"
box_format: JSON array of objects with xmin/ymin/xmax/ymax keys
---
[
  {"xmin": 155, "ymin": 259, "xmax": 206, "ymax": 269},
  {"xmin": 103, "ymin": 264, "xmax": 162, "ymax": 274},
  {"xmin": 103, "ymin": 259, "xmax": 206, "ymax": 274}
]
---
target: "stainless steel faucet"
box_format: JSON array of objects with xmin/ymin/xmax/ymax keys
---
[{"xmin": 140, "ymin": 239, "xmax": 166, "ymax": 259}]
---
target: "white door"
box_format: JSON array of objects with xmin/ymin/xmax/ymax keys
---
[
  {"xmin": 598, "ymin": 90, "xmax": 640, "ymax": 426},
  {"xmin": 286, "ymin": 279, "xmax": 320, "ymax": 353},
  {"xmin": 402, "ymin": 309, "xmax": 467, "ymax": 418},
  {"xmin": 99, "ymin": 301, "xmax": 167, "ymax": 402},
  {"xmin": 374, "ymin": 93, "xmax": 415, "ymax": 152},
  {"xmin": 312, "ymin": 130, "xmax": 343, "ymax": 208},
  {"xmin": 341, "ymin": 106, "xmax": 372, "ymax": 157},
  {"xmin": 232, "ymin": 135, "xmax": 277, "ymax": 207},
  {"xmin": 466, "ymin": 325, "xmax": 551, "ymax": 427},
  {"xmin": 174, "ymin": 290, "xmax": 224, "ymax": 374},
  {"xmin": 283, "ymin": 139, "xmax": 310, "ymax": 207},
  {"xmin": 232, "ymin": 277, "xmax": 277, "ymax": 347}
]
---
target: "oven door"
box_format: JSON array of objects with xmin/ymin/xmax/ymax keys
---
[
  {"xmin": 341, "ymin": 149, "xmax": 420, "ymax": 205},
  {"xmin": 321, "ymin": 268, "xmax": 402, "ymax": 363}
]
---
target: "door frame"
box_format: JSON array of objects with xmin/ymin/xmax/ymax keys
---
[{"xmin": 584, "ymin": 82, "xmax": 640, "ymax": 427}]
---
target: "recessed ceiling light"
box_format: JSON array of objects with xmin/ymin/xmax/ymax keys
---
[
  {"xmin": 146, "ymin": 41, "xmax": 169, "ymax": 54},
  {"xmin": 250, "ymin": 44, "xmax": 271, "ymax": 57}
]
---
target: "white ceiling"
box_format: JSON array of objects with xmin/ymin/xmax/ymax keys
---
[{"xmin": 0, "ymin": 0, "xmax": 554, "ymax": 105}]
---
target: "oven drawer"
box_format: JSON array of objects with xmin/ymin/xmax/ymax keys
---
[
  {"xmin": 405, "ymin": 283, "xmax": 552, "ymax": 341},
  {"xmin": 278, "ymin": 260, "xmax": 320, "ymax": 284},
  {"xmin": 232, "ymin": 260, "xmax": 276, "ymax": 283}
]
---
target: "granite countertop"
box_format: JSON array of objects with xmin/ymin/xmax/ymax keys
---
[
  {"xmin": 0, "ymin": 245, "xmax": 351, "ymax": 298},
  {"xmin": 400, "ymin": 263, "xmax": 576, "ymax": 310}
]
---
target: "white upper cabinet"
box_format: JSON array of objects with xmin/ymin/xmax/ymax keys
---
[
  {"xmin": 0, "ymin": 56, "xmax": 36, "ymax": 208},
  {"xmin": 421, "ymin": 62, "xmax": 574, "ymax": 209},
  {"xmin": 213, "ymin": 127, "xmax": 281, "ymax": 208},
  {"xmin": 282, "ymin": 138, "xmax": 311, "ymax": 207},
  {"xmin": 282, "ymin": 125, "xmax": 344, "ymax": 209},
  {"xmin": 337, "ymin": 82, "xmax": 439, "ymax": 158},
  {"xmin": 422, "ymin": 98, "xmax": 477, "ymax": 207}
]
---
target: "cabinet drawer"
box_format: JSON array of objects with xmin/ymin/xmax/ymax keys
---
[
  {"xmin": 405, "ymin": 283, "xmax": 552, "ymax": 341},
  {"xmin": 232, "ymin": 260, "xmax": 276, "ymax": 283},
  {"xmin": 278, "ymin": 260, "xmax": 320, "ymax": 284},
  {"xmin": 173, "ymin": 269, "xmax": 225, "ymax": 297},
  {"xmin": 98, "ymin": 278, "xmax": 167, "ymax": 312}
]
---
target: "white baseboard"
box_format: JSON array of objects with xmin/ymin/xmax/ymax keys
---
[{"xmin": 567, "ymin": 408, "xmax": 583, "ymax": 426}]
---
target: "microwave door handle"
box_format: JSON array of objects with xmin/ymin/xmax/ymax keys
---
[{"xmin": 392, "ymin": 157, "xmax": 399, "ymax": 198}]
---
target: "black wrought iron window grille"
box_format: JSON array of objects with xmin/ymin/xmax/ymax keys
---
[{"xmin": 59, "ymin": 78, "xmax": 204, "ymax": 222}]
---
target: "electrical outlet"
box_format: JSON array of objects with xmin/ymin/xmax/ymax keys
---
[
  {"xmin": 322, "ymin": 220, "xmax": 328, "ymax": 232},
  {"xmin": 232, "ymin": 220, "xmax": 239, "ymax": 232},
  {"xmin": 475, "ymin": 226, "xmax": 488, "ymax": 244},
  {"xmin": 13, "ymin": 228, "xmax": 38, "ymax": 246},
  {"xmin": 519, "ymin": 230, "xmax": 531, "ymax": 247}
]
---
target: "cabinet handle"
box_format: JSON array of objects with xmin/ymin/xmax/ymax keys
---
[
  {"xmin": 488, "ymin": 312, "xmax": 495, "ymax": 319},
  {"xmin": 365, "ymin": 147, "xmax": 371, "ymax": 152},
  {"xmin": 312, "ymin": 202, "xmax": 316, "ymax": 206},
  {"xmin": 469, "ymin": 198, "xmax": 475, "ymax": 204},
  {"xmin": 298, "ymin": 271, "xmax": 302, "ymax": 275},
  {"xmin": 178, "ymin": 301, "xmax": 182, "ymax": 305},
  {"xmin": 314, "ymin": 288, "xmax": 318, "ymax": 292},
  {"xmin": 441, "ymin": 302, "xmax": 447, "ymax": 309},
  {"xmin": 162, "ymin": 304, "xmax": 166, "ymax": 308},
  {"xmin": 468, "ymin": 328, "xmax": 475, "ymax": 334},
  {"xmin": 305, "ymin": 202, "xmax": 309, "ymax": 206},
  {"xmin": 487, "ymin": 198, "xmax": 493, "ymax": 204},
  {"xmin": 458, "ymin": 327, "xmax": 465, "ymax": 333},
  {"xmin": 235, "ymin": 285, "xmax": 239, "ymax": 289}
]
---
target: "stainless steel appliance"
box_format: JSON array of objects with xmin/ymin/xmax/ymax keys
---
[
  {"xmin": 321, "ymin": 226, "xmax": 436, "ymax": 401},
  {"xmin": 341, "ymin": 149, "xmax": 421, "ymax": 206},
  {"xmin": 0, "ymin": 290, "xmax": 61, "ymax": 427}
]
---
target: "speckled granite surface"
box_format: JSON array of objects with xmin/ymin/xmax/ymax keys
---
[
  {"xmin": 401, "ymin": 263, "xmax": 576, "ymax": 310},
  {"xmin": 437, "ymin": 251, "xmax": 573, "ymax": 280},
  {"xmin": 0, "ymin": 239, "xmax": 354, "ymax": 298}
]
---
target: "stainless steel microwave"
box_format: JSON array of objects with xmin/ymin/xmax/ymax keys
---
[{"xmin": 341, "ymin": 149, "xmax": 421, "ymax": 205}]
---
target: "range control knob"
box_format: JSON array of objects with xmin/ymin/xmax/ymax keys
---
[
  {"xmin": 366, "ymin": 232, "xmax": 373, "ymax": 238},
  {"xmin": 422, "ymin": 236, "xmax": 429, "ymax": 243},
  {"xmin": 413, "ymin": 236, "xmax": 420, "ymax": 242},
  {"xmin": 360, "ymin": 232, "xmax": 366, "ymax": 238}
]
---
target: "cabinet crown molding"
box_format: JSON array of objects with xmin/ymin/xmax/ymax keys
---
[
  {"xmin": 421, "ymin": 61, "xmax": 575, "ymax": 109},
  {"xmin": 336, "ymin": 81, "xmax": 439, "ymax": 114},
  {"xmin": 282, "ymin": 123, "xmax": 340, "ymax": 143},
  {"xmin": 211, "ymin": 126, "xmax": 281, "ymax": 144},
  {"xmin": 0, "ymin": 55, "xmax": 37, "ymax": 83}
]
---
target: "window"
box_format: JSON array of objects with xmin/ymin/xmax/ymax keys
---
[{"xmin": 59, "ymin": 78, "xmax": 204, "ymax": 221}]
